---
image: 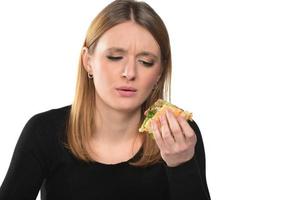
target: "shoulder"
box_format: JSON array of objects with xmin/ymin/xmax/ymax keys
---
[
  {"xmin": 25, "ymin": 105, "xmax": 71, "ymax": 132},
  {"xmin": 18, "ymin": 105, "xmax": 72, "ymax": 158},
  {"xmin": 29, "ymin": 105, "xmax": 71, "ymax": 124},
  {"xmin": 20, "ymin": 105, "xmax": 71, "ymax": 148},
  {"xmin": 13, "ymin": 105, "xmax": 72, "ymax": 173}
]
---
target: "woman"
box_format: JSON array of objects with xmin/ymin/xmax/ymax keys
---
[{"xmin": 0, "ymin": 0, "xmax": 210, "ymax": 199}]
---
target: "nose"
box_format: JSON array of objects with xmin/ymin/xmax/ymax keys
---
[{"xmin": 121, "ymin": 57, "xmax": 136, "ymax": 81}]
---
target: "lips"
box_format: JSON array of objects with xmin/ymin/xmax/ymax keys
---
[
  {"xmin": 116, "ymin": 86, "xmax": 137, "ymax": 97},
  {"xmin": 116, "ymin": 86, "xmax": 137, "ymax": 92}
]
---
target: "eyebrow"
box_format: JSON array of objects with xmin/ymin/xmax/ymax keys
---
[{"xmin": 106, "ymin": 47, "xmax": 159, "ymax": 60}]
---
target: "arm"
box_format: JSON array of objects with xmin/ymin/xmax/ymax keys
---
[
  {"xmin": 0, "ymin": 115, "xmax": 47, "ymax": 200},
  {"xmin": 151, "ymin": 110, "xmax": 211, "ymax": 200},
  {"xmin": 165, "ymin": 120, "xmax": 211, "ymax": 200}
]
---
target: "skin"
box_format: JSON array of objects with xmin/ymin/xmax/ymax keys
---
[
  {"xmin": 151, "ymin": 110, "xmax": 197, "ymax": 167},
  {"xmin": 82, "ymin": 21, "xmax": 197, "ymax": 166}
]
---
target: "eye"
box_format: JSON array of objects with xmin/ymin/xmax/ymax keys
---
[
  {"xmin": 107, "ymin": 56, "xmax": 123, "ymax": 61},
  {"xmin": 138, "ymin": 59, "xmax": 154, "ymax": 67}
]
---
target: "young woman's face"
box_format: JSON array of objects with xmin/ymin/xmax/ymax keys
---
[{"xmin": 84, "ymin": 21, "xmax": 162, "ymax": 112}]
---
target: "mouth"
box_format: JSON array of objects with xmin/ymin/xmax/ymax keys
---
[
  {"xmin": 117, "ymin": 89, "xmax": 137, "ymax": 92},
  {"xmin": 116, "ymin": 87, "xmax": 137, "ymax": 97},
  {"xmin": 116, "ymin": 86, "xmax": 137, "ymax": 91}
]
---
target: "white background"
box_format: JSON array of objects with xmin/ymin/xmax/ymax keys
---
[{"xmin": 0, "ymin": 0, "xmax": 299, "ymax": 199}]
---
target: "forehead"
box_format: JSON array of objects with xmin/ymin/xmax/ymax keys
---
[{"xmin": 95, "ymin": 21, "xmax": 160, "ymax": 54}]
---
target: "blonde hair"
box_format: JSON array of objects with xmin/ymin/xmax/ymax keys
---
[{"xmin": 66, "ymin": 0, "xmax": 172, "ymax": 167}]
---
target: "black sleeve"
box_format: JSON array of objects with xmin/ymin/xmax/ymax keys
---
[
  {"xmin": 0, "ymin": 115, "xmax": 48, "ymax": 200},
  {"xmin": 165, "ymin": 120, "xmax": 211, "ymax": 200}
]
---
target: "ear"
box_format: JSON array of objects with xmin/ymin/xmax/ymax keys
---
[{"xmin": 82, "ymin": 47, "xmax": 92, "ymax": 73}]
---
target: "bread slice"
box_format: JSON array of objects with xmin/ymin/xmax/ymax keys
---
[{"xmin": 139, "ymin": 99, "xmax": 193, "ymax": 138}]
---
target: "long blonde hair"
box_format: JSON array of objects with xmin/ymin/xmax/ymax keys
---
[{"xmin": 66, "ymin": 0, "xmax": 172, "ymax": 167}]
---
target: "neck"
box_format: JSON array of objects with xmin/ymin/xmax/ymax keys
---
[{"xmin": 93, "ymin": 98, "xmax": 142, "ymax": 144}]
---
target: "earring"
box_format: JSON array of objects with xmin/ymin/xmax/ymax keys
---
[
  {"xmin": 152, "ymin": 82, "xmax": 158, "ymax": 91},
  {"xmin": 88, "ymin": 73, "xmax": 93, "ymax": 79}
]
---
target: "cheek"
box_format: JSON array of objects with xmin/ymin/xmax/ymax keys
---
[
  {"xmin": 92, "ymin": 67, "xmax": 111, "ymax": 95},
  {"xmin": 142, "ymin": 76, "xmax": 157, "ymax": 89},
  {"xmin": 139, "ymin": 69, "xmax": 161, "ymax": 90},
  {"xmin": 93, "ymin": 60, "xmax": 117, "ymax": 84}
]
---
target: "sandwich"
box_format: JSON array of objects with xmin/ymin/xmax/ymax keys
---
[{"xmin": 139, "ymin": 99, "xmax": 193, "ymax": 138}]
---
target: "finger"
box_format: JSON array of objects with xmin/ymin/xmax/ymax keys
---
[
  {"xmin": 151, "ymin": 119, "xmax": 164, "ymax": 150},
  {"xmin": 159, "ymin": 113, "xmax": 175, "ymax": 146},
  {"xmin": 177, "ymin": 115, "xmax": 197, "ymax": 144},
  {"xmin": 144, "ymin": 110, "xmax": 148, "ymax": 116},
  {"xmin": 165, "ymin": 109, "xmax": 185, "ymax": 144}
]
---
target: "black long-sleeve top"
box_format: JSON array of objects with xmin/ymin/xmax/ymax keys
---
[{"xmin": 0, "ymin": 105, "xmax": 210, "ymax": 200}]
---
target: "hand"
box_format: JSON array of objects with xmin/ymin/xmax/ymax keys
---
[{"xmin": 151, "ymin": 109, "xmax": 197, "ymax": 167}]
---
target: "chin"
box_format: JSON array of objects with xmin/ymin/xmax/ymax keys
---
[{"xmin": 110, "ymin": 96, "xmax": 142, "ymax": 112}]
